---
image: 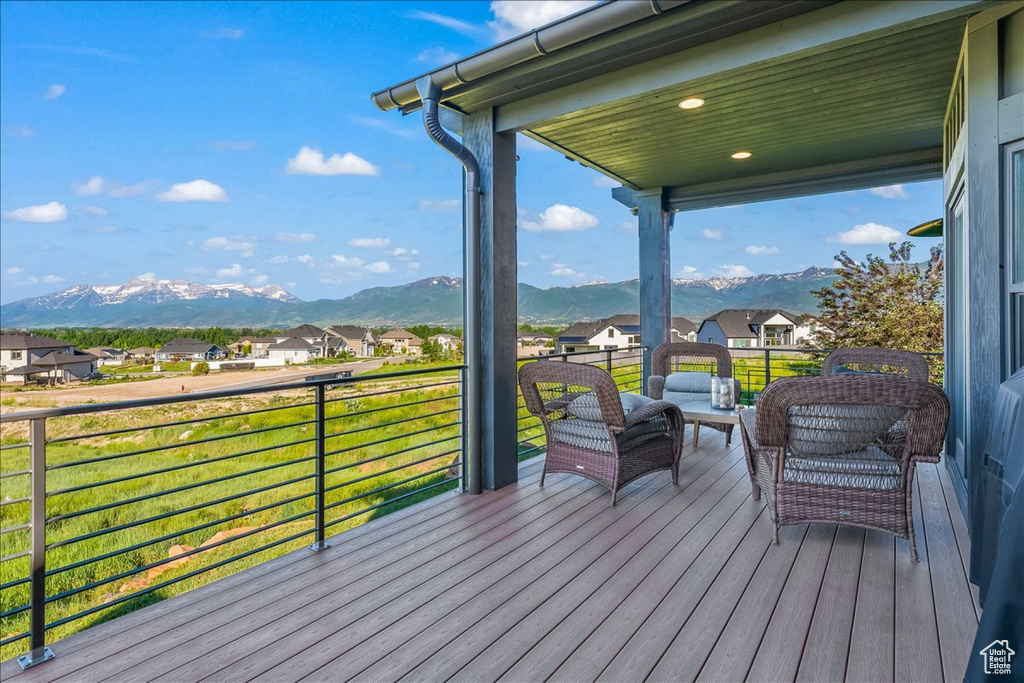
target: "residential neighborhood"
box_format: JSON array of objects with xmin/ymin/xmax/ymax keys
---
[
  {"xmin": 556, "ymin": 315, "xmax": 699, "ymax": 354},
  {"xmin": 0, "ymin": 333, "xmax": 97, "ymax": 384}
]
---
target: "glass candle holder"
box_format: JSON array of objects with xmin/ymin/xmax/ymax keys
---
[{"xmin": 711, "ymin": 377, "xmax": 735, "ymax": 409}]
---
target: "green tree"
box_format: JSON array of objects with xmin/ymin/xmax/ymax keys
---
[
  {"xmin": 420, "ymin": 338, "xmax": 444, "ymax": 362},
  {"xmin": 811, "ymin": 241, "xmax": 943, "ymax": 353},
  {"xmin": 191, "ymin": 361, "xmax": 210, "ymax": 376}
]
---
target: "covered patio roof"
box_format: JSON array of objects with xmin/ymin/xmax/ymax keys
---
[{"xmin": 374, "ymin": 0, "xmax": 986, "ymax": 209}]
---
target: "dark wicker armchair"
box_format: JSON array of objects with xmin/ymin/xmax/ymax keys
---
[
  {"xmin": 738, "ymin": 374, "xmax": 949, "ymax": 560},
  {"xmin": 519, "ymin": 361, "xmax": 684, "ymax": 505},
  {"xmin": 822, "ymin": 347, "xmax": 930, "ymax": 380},
  {"xmin": 648, "ymin": 341, "xmax": 740, "ymax": 445}
]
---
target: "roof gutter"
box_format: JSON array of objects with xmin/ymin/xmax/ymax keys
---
[{"xmin": 371, "ymin": 0, "xmax": 692, "ymax": 113}]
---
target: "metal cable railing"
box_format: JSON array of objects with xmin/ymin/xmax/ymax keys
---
[{"xmin": 0, "ymin": 364, "xmax": 464, "ymax": 667}]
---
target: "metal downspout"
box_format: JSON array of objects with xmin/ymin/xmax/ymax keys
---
[{"xmin": 416, "ymin": 76, "xmax": 483, "ymax": 495}]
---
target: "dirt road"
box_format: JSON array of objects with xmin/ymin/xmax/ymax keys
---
[{"xmin": 1, "ymin": 358, "xmax": 405, "ymax": 409}]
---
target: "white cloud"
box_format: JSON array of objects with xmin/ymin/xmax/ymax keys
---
[
  {"xmin": 4, "ymin": 201, "xmax": 68, "ymax": 222},
  {"xmin": 365, "ymin": 260, "xmax": 394, "ymax": 274},
  {"xmin": 157, "ymin": 179, "xmax": 228, "ymax": 202},
  {"xmin": 407, "ymin": 10, "xmax": 486, "ymax": 38},
  {"xmin": 407, "ymin": 261, "xmax": 421, "ymax": 271},
  {"xmin": 200, "ymin": 27, "xmax": 244, "ymax": 40},
  {"xmin": 80, "ymin": 205, "xmax": 107, "ymax": 216},
  {"xmin": 390, "ymin": 247, "xmax": 420, "ymax": 257},
  {"xmin": 251, "ymin": 274, "xmax": 268, "ymax": 285},
  {"xmin": 828, "ymin": 222, "xmax": 903, "ymax": 245},
  {"xmin": 701, "ymin": 228, "xmax": 724, "ymax": 241},
  {"xmin": 44, "ymin": 84, "xmax": 66, "ymax": 100},
  {"xmin": 296, "ymin": 254, "xmax": 314, "ymax": 265},
  {"xmin": 593, "ymin": 175, "xmax": 620, "ymax": 188},
  {"xmin": 216, "ymin": 263, "xmax": 244, "ymax": 278},
  {"xmin": 416, "ymin": 47, "xmax": 459, "ymax": 64},
  {"xmin": 551, "ymin": 262, "xmax": 585, "ymax": 278},
  {"xmin": 269, "ymin": 255, "xmax": 289, "ymax": 264},
  {"xmin": 715, "ymin": 264, "xmax": 755, "ymax": 278},
  {"xmin": 418, "ymin": 199, "xmax": 461, "ymax": 212},
  {"xmin": 745, "ymin": 245, "xmax": 779, "ymax": 255},
  {"xmin": 6, "ymin": 266, "xmax": 25, "ymax": 275},
  {"xmin": 275, "ymin": 231, "xmax": 318, "ymax": 243},
  {"xmin": 518, "ymin": 261, "xmax": 531, "ymax": 268},
  {"xmin": 869, "ymin": 184, "xmax": 910, "ymax": 200},
  {"xmin": 42, "ymin": 274, "xmax": 64, "ymax": 284},
  {"xmin": 203, "ymin": 235, "xmax": 256, "ymax": 257},
  {"xmin": 137, "ymin": 272, "xmax": 156, "ymax": 280},
  {"xmin": 539, "ymin": 253, "xmax": 554, "ymax": 261},
  {"xmin": 520, "ymin": 204, "xmax": 598, "ymax": 232},
  {"xmin": 331, "ymin": 254, "xmax": 364, "ymax": 269},
  {"xmin": 348, "ymin": 237, "xmax": 391, "ymax": 249},
  {"xmin": 618, "ymin": 220, "xmax": 637, "ymax": 233},
  {"xmin": 489, "ymin": 1, "xmax": 598, "ymax": 40},
  {"xmin": 72, "ymin": 176, "xmax": 105, "ymax": 196},
  {"xmin": 675, "ymin": 265, "xmax": 704, "ymax": 279},
  {"xmin": 285, "ymin": 146, "xmax": 379, "ymax": 176}
]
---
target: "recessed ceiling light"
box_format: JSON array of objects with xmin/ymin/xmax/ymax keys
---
[
  {"xmin": 678, "ymin": 97, "xmax": 705, "ymax": 110},
  {"xmin": 731, "ymin": 151, "xmax": 752, "ymax": 160}
]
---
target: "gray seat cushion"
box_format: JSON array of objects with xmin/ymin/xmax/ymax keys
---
[
  {"xmin": 787, "ymin": 403, "xmax": 908, "ymax": 456},
  {"xmin": 782, "ymin": 445, "xmax": 902, "ymax": 490},
  {"xmin": 664, "ymin": 371, "xmax": 712, "ymax": 393},
  {"xmin": 566, "ymin": 391, "xmax": 653, "ymax": 421}
]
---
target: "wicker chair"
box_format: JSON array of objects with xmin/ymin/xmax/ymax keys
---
[
  {"xmin": 738, "ymin": 374, "xmax": 949, "ymax": 560},
  {"xmin": 648, "ymin": 341, "xmax": 741, "ymax": 445},
  {"xmin": 519, "ymin": 361, "xmax": 684, "ymax": 505},
  {"xmin": 822, "ymin": 347, "xmax": 930, "ymax": 380}
]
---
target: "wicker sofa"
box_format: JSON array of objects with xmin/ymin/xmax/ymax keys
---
[
  {"xmin": 648, "ymin": 342, "xmax": 741, "ymax": 445},
  {"xmin": 519, "ymin": 361, "xmax": 684, "ymax": 505},
  {"xmin": 738, "ymin": 374, "xmax": 949, "ymax": 560}
]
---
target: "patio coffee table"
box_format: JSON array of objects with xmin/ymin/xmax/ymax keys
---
[{"xmin": 675, "ymin": 401, "xmax": 744, "ymax": 448}]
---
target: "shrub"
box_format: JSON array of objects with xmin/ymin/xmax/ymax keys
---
[{"xmin": 192, "ymin": 361, "xmax": 211, "ymax": 376}]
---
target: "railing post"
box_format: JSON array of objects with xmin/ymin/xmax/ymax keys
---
[
  {"xmin": 606, "ymin": 349, "xmax": 613, "ymax": 375},
  {"xmin": 309, "ymin": 384, "xmax": 329, "ymax": 551},
  {"xmin": 19, "ymin": 418, "xmax": 54, "ymax": 669},
  {"xmin": 459, "ymin": 366, "xmax": 467, "ymax": 492},
  {"xmin": 764, "ymin": 348, "xmax": 772, "ymax": 386}
]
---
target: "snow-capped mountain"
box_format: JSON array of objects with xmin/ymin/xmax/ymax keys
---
[{"xmin": 31, "ymin": 278, "xmax": 298, "ymax": 309}]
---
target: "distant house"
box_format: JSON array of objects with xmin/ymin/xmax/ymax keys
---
[
  {"xmin": 155, "ymin": 338, "xmax": 225, "ymax": 362},
  {"xmin": 428, "ymin": 333, "xmax": 461, "ymax": 352},
  {"xmin": 517, "ymin": 331, "xmax": 554, "ymax": 348},
  {"xmin": 1, "ymin": 333, "xmax": 95, "ymax": 383},
  {"xmin": 325, "ymin": 325, "xmax": 378, "ymax": 357},
  {"xmin": 126, "ymin": 347, "xmax": 156, "ymax": 362},
  {"xmin": 697, "ymin": 309, "xmax": 813, "ymax": 348},
  {"xmin": 276, "ymin": 324, "xmax": 326, "ymax": 345},
  {"xmin": 86, "ymin": 347, "xmax": 128, "ymax": 366},
  {"xmin": 379, "ymin": 329, "xmax": 423, "ymax": 354},
  {"xmin": 671, "ymin": 318, "xmax": 698, "ymax": 343},
  {"xmin": 248, "ymin": 336, "xmax": 278, "ymax": 359},
  {"xmin": 268, "ymin": 337, "xmax": 313, "ymax": 364},
  {"xmin": 557, "ymin": 315, "xmax": 697, "ymax": 353}
]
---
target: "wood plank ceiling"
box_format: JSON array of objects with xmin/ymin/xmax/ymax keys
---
[{"xmin": 524, "ymin": 17, "xmax": 967, "ymax": 190}]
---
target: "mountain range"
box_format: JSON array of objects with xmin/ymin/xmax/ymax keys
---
[{"xmin": 0, "ymin": 269, "xmax": 836, "ymax": 328}]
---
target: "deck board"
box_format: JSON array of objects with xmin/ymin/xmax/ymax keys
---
[{"xmin": 0, "ymin": 439, "xmax": 979, "ymax": 683}]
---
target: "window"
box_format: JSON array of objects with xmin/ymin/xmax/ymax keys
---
[
  {"xmin": 1008, "ymin": 142, "xmax": 1024, "ymax": 373},
  {"xmin": 11, "ymin": 351, "xmax": 22, "ymax": 361},
  {"xmin": 607, "ymin": 329, "xmax": 614, "ymax": 338}
]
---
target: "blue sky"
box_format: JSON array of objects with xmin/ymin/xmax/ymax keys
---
[{"xmin": 0, "ymin": 0, "xmax": 942, "ymax": 305}]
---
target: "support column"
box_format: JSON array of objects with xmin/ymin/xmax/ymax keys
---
[
  {"xmin": 463, "ymin": 108, "xmax": 518, "ymax": 490},
  {"xmin": 637, "ymin": 188, "xmax": 674, "ymax": 392}
]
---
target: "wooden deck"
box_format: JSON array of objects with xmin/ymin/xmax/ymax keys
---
[{"xmin": 1, "ymin": 435, "xmax": 979, "ymax": 682}]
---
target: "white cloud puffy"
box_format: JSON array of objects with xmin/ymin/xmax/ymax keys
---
[
  {"xmin": 715, "ymin": 264, "xmax": 755, "ymax": 278},
  {"xmin": 158, "ymin": 179, "xmax": 228, "ymax": 202},
  {"xmin": 275, "ymin": 232, "xmax": 318, "ymax": 243},
  {"xmin": 348, "ymin": 237, "xmax": 391, "ymax": 249},
  {"xmin": 44, "ymin": 84, "xmax": 66, "ymax": 100},
  {"xmin": 72, "ymin": 176, "xmax": 104, "ymax": 196},
  {"xmin": 869, "ymin": 184, "xmax": 910, "ymax": 200},
  {"xmin": 551, "ymin": 262, "xmax": 585, "ymax": 278},
  {"xmin": 390, "ymin": 247, "xmax": 420, "ymax": 257},
  {"xmin": 4, "ymin": 201, "xmax": 68, "ymax": 222},
  {"xmin": 745, "ymin": 245, "xmax": 779, "ymax": 255},
  {"xmin": 828, "ymin": 222, "xmax": 903, "ymax": 245},
  {"xmin": 216, "ymin": 263, "xmax": 244, "ymax": 278},
  {"xmin": 296, "ymin": 254, "xmax": 314, "ymax": 265},
  {"xmin": 6, "ymin": 266, "xmax": 26, "ymax": 275},
  {"xmin": 42, "ymin": 274, "xmax": 65, "ymax": 284},
  {"xmin": 365, "ymin": 260, "xmax": 394, "ymax": 274},
  {"xmin": 701, "ymin": 228, "xmax": 724, "ymax": 241},
  {"xmin": 285, "ymin": 146, "xmax": 379, "ymax": 176},
  {"xmin": 331, "ymin": 255, "xmax": 364, "ymax": 269},
  {"xmin": 137, "ymin": 272, "xmax": 156, "ymax": 280},
  {"xmin": 251, "ymin": 274, "xmax": 268, "ymax": 285},
  {"xmin": 675, "ymin": 265, "xmax": 704, "ymax": 279},
  {"xmin": 593, "ymin": 175, "xmax": 620, "ymax": 188},
  {"xmin": 418, "ymin": 199, "xmax": 461, "ymax": 212},
  {"xmin": 520, "ymin": 204, "xmax": 598, "ymax": 232},
  {"xmin": 489, "ymin": 1, "xmax": 598, "ymax": 40},
  {"xmin": 203, "ymin": 236, "xmax": 256, "ymax": 257}
]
